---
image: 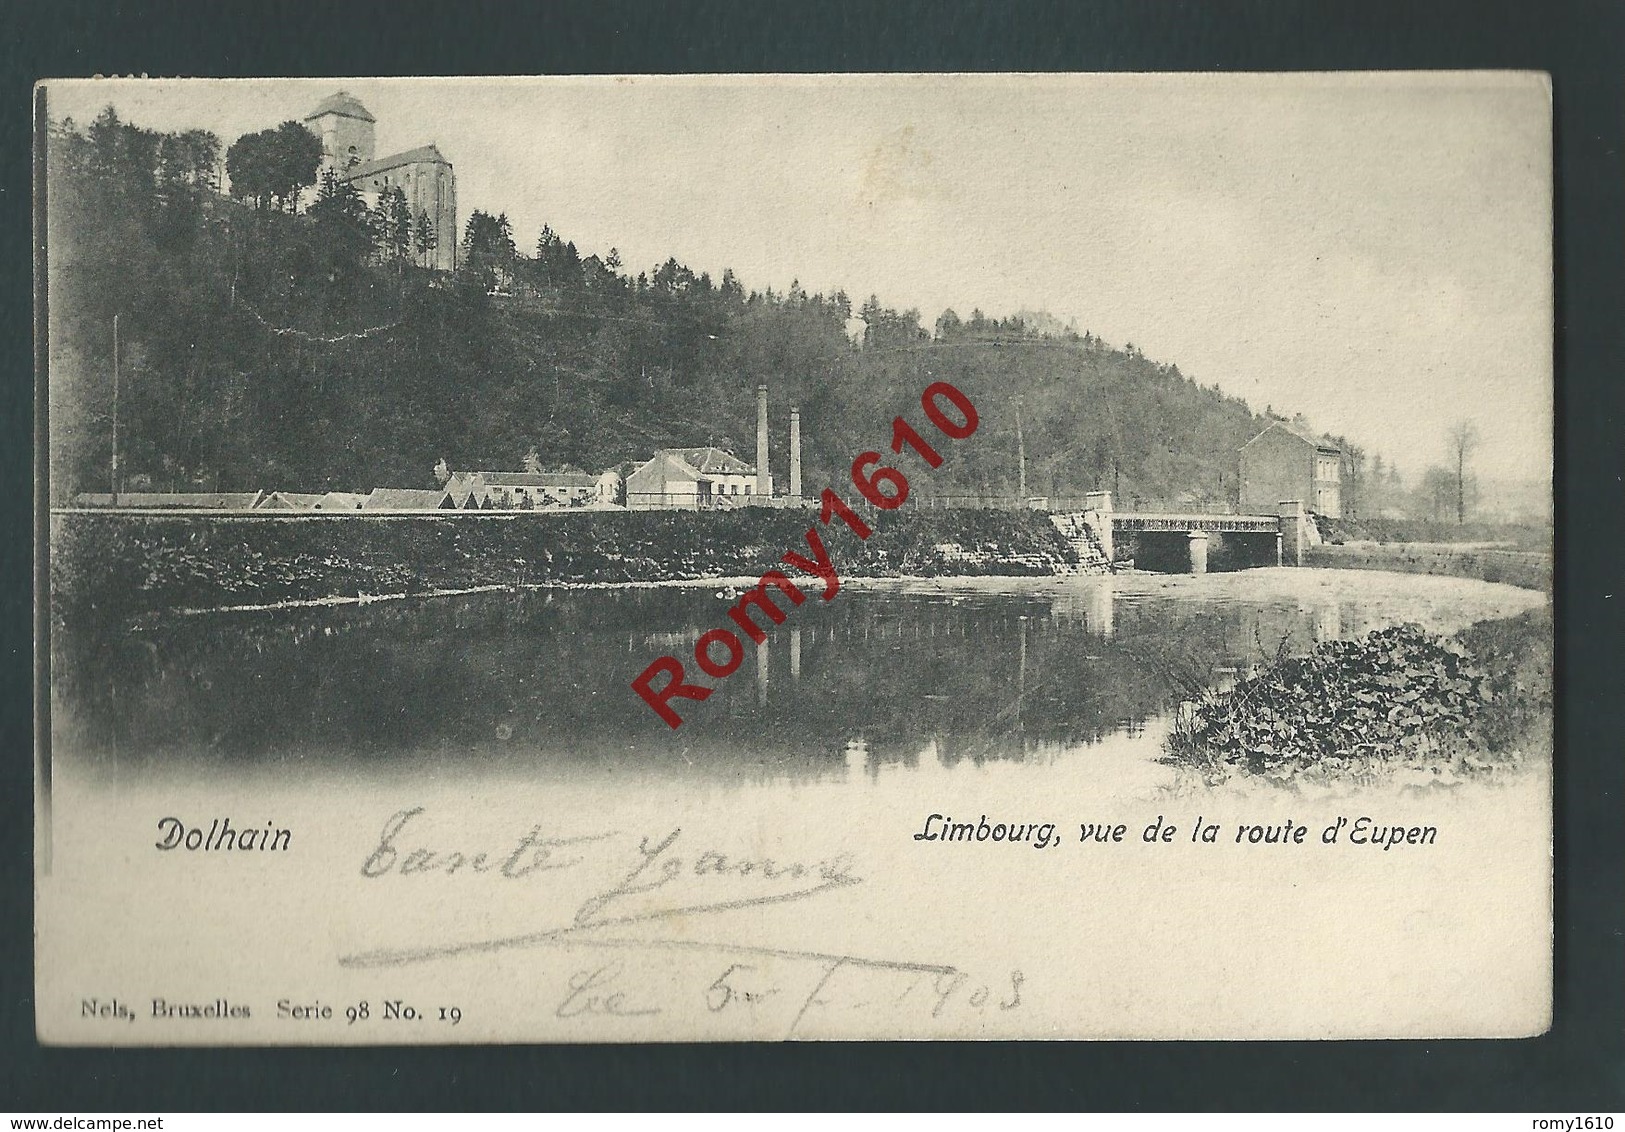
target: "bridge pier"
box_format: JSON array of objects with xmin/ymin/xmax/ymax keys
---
[
  {"xmin": 1279, "ymin": 500, "xmax": 1305, "ymax": 566},
  {"xmin": 1084, "ymin": 490, "xmax": 1114, "ymax": 562},
  {"xmin": 1187, "ymin": 529, "xmax": 1209, "ymax": 575}
]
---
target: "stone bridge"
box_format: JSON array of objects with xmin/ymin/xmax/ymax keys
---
[{"xmin": 1052, "ymin": 492, "xmax": 1317, "ymax": 574}]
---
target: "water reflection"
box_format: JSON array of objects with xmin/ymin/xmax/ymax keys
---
[
  {"xmin": 49, "ymin": 579, "xmax": 1385, "ymax": 785},
  {"xmin": 1314, "ymin": 599, "xmax": 1343, "ymax": 643}
]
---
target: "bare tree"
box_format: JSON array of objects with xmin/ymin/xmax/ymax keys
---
[
  {"xmin": 1422, "ymin": 466, "xmax": 1454, "ymax": 522},
  {"xmin": 1447, "ymin": 421, "xmax": 1480, "ymax": 525}
]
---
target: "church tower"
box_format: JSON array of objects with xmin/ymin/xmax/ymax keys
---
[
  {"xmin": 303, "ymin": 91, "xmax": 376, "ymax": 174},
  {"xmin": 302, "ymin": 91, "xmax": 457, "ymax": 272}
]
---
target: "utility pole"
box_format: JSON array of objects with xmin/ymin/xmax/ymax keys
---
[
  {"xmin": 110, "ymin": 313, "xmax": 120, "ymax": 505},
  {"xmin": 1015, "ymin": 395, "xmax": 1027, "ymax": 504}
]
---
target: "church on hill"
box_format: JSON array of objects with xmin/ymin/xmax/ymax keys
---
[{"xmin": 303, "ymin": 91, "xmax": 458, "ymax": 272}]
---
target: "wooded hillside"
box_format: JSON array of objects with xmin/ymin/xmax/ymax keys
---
[{"xmin": 48, "ymin": 107, "xmax": 1314, "ymax": 510}]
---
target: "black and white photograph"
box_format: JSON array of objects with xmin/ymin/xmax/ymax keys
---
[{"xmin": 35, "ymin": 73, "xmax": 1553, "ymax": 1043}]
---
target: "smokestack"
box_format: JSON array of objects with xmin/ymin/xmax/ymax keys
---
[
  {"xmin": 756, "ymin": 384, "xmax": 770, "ymax": 499},
  {"xmin": 789, "ymin": 407, "xmax": 802, "ymax": 500}
]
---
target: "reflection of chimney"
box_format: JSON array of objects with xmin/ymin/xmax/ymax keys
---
[
  {"xmin": 789, "ymin": 407, "xmax": 802, "ymax": 500},
  {"xmin": 756, "ymin": 384, "xmax": 770, "ymax": 498}
]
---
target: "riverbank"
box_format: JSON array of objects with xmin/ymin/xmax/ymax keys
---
[
  {"xmin": 1304, "ymin": 541, "xmax": 1551, "ymax": 592},
  {"xmin": 49, "ymin": 508, "xmax": 1082, "ymax": 624}
]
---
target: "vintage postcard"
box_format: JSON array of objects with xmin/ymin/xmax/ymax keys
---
[{"xmin": 35, "ymin": 73, "xmax": 1552, "ymax": 1043}]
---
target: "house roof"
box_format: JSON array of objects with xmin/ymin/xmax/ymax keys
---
[
  {"xmin": 73, "ymin": 492, "xmax": 263, "ymax": 509},
  {"xmin": 304, "ymin": 92, "xmax": 376, "ymax": 124},
  {"xmin": 312, "ymin": 491, "xmax": 369, "ymax": 510},
  {"xmin": 341, "ymin": 144, "xmax": 450, "ymax": 182},
  {"xmin": 257, "ymin": 491, "xmax": 324, "ymax": 509},
  {"xmin": 640, "ymin": 451, "xmax": 714, "ymax": 484},
  {"xmin": 660, "ymin": 447, "xmax": 756, "ymax": 476},
  {"xmin": 364, "ymin": 488, "xmax": 449, "ymax": 510},
  {"xmin": 1241, "ymin": 420, "xmax": 1342, "ymax": 454}
]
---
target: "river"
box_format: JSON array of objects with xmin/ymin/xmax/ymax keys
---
[{"xmin": 50, "ymin": 566, "xmax": 1544, "ymax": 798}]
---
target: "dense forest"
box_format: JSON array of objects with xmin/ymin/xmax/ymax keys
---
[{"xmin": 47, "ymin": 106, "xmax": 1350, "ymax": 511}]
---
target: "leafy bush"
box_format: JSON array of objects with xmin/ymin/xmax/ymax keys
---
[{"xmin": 1165, "ymin": 622, "xmax": 1524, "ymax": 784}]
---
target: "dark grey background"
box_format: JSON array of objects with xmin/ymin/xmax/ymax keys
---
[{"xmin": 4, "ymin": 0, "xmax": 1621, "ymax": 1112}]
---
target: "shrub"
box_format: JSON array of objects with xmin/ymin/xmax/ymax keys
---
[{"xmin": 1164, "ymin": 622, "xmax": 1527, "ymax": 784}]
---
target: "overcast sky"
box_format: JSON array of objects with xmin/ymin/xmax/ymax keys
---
[{"xmin": 46, "ymin": 73, "xmax": 1552, "ymax": 482}]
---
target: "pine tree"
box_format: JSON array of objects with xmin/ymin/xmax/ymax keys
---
[
  {"xmin": 378, "ymin": 186, "xmax": 412, "ymax": 267},
  {"xmin": 413, "ymin": 208, "xmax": 438, "ymax": 267}
]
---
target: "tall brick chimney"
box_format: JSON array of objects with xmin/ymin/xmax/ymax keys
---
[
  {"xmin": 789, "ymin": 406, "xmax": 802, "ymax": 500},
  {"xmin": 756, "ymin": 384, "xmax": 771, "ymax": 499}
]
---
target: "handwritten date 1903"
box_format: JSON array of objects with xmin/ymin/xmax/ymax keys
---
[{"xmin": 551, "ymin": 954, "xmax": 1025, "ymax": 1037}]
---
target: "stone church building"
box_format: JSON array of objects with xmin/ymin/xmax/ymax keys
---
[{"xmin": 303, "ymin": 91, "xmax": 458, "ymax": 272}]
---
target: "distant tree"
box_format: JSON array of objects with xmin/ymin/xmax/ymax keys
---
[
  {"xmin": 650, "ymin": 257, "xmax": 695, "ymax": 296},
  {"xmin": 935, "ymin": 308, "xmax": 962, "ymax": 339},
  {"xmin": 535, "ymin": 225, "xmax": 584, "ymax": 291},
  {"xmin": 523, "ymin": 446, "xmax": 543, "ymax": 473},
  {"xmin": 1368, "ymin": 453, "xmax": 1387, "ymax": 514},
  {"xmin": 1421, "ymin": 466, "xmax": 1454, "ymax": 522},
  {"xmin": 157, "ymin": 129, "xmax": 220, "ymax": 192},
  {"xmin": 307, "ymin": 168, "xmax": 374, "ymax": 265},
  {"xmin": 1335, "ymin": 438, "xmax": 1366, "ymax": 521},
  {"xmin": 374, "ymin": 185, "xmax": 413, "ymax": 266},
  {"xmin": 273, "ymin": 121, "xmax": 323, "ymax": 210},
  {"xmin": 461, "ymin": 210, "xmax": 517, "ymax": 289},
  {"xmin": 86, "ymin": 105, "xmax": 124, "ymax": 179},
  {"xmin": 225, "ymin": 121, "xmax": 321, "ymax": 213},
  {"xmin": 180, "ymin": 129, "xmax": 222, "ymax": 187},
  {"xmin": 225, "ymin": 130, "xmax": 274, "ymax": 210},
  {"xmin": 413, "ymin": 208, "xmax": 438, "ymax": 266},
  {"xmin": 1446, "ymin": 420, "xmax": 1480, "ymax": 525}
]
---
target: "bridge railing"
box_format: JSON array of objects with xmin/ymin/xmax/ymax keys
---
[{"xmin": 1111, "ymin": 513, "xmax": 1281, "ymax": 533}]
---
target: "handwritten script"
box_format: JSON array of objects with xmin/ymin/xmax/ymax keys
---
[{"xmin": 340, "ymin": 807, "xmax": 1022, "ymax": 1036}]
